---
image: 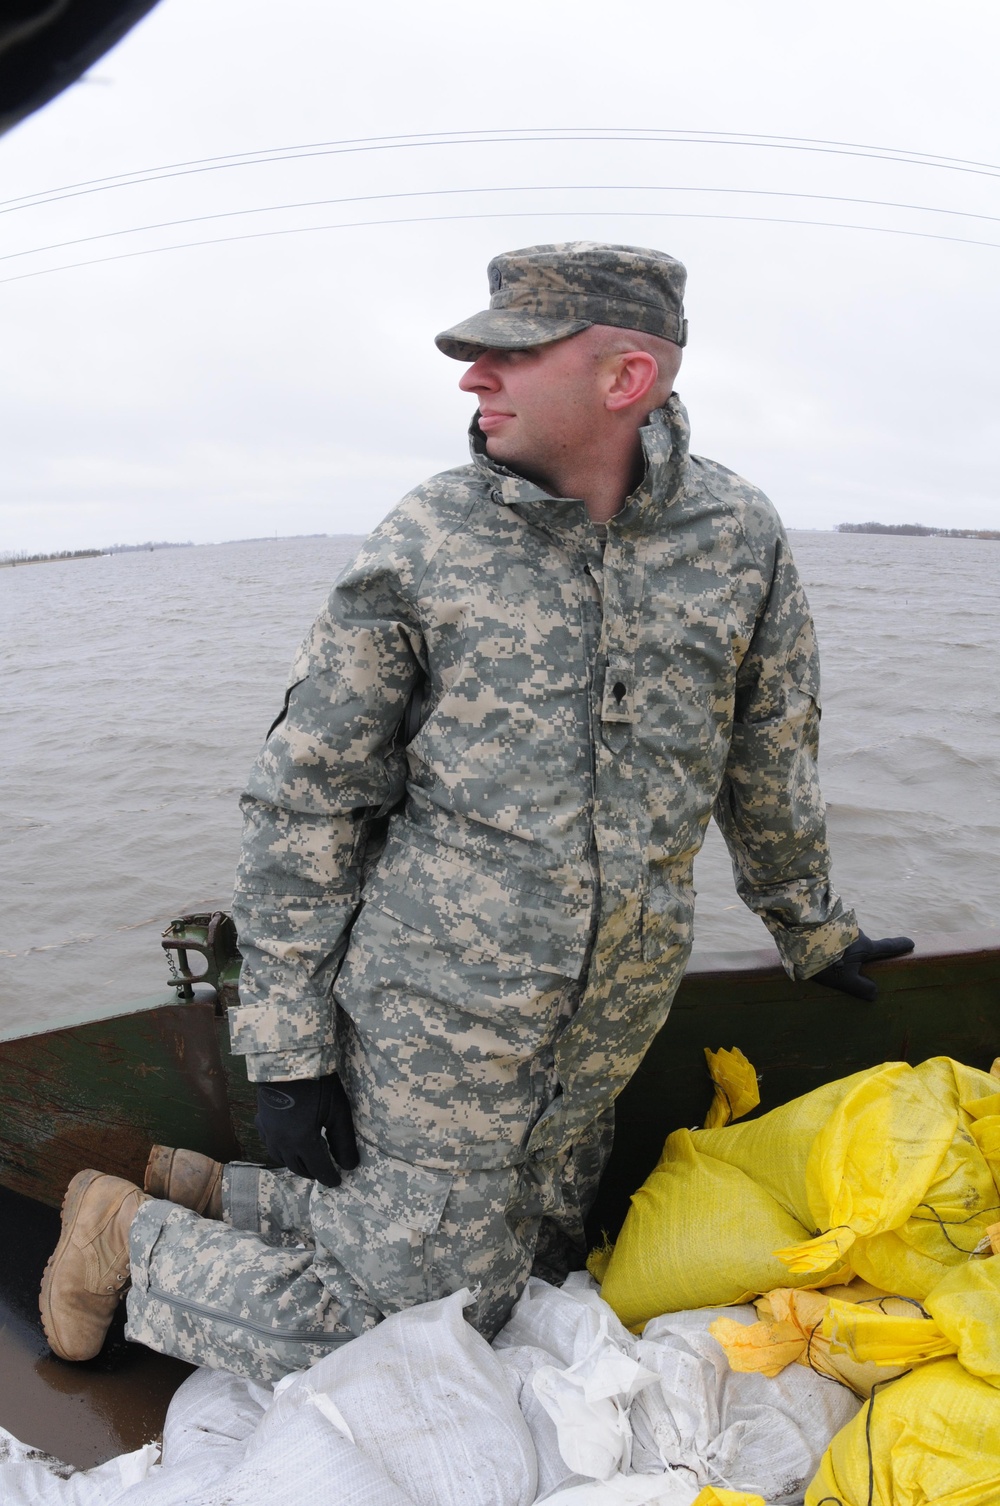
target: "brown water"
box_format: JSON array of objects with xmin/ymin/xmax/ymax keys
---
[{"xmin": 2, "ymin": 530, "xmax": 999, "ymax": 1039}]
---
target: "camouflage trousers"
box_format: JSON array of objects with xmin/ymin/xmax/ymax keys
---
[{"xmin": 125, "ymin": 1109, "xmax": 613, "ymax": 1384}]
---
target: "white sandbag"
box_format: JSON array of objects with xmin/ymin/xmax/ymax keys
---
[
  {"xmin": 0, "ymin": 1428, "xmax": 158, "ymax": 1506},
  {"xmin": 493, "ymin": 1277, "xmax": 696, "ymax": 1500},
  {"xmin": 495, "ymin": 1274, "xmax": 636, "ymax": 1368},
  {"xmin": 190, "ymin": 1404, "xmax": 419, "ymax": 1506},
  {"xmin": 631, "ymin": 1307, "xmax": 860, "ymax": 1504},
  {"xmin": 138, "ymin": 1403, "xmax": 418, "ymax": 1506},
  {"xmin": 495, "ymin": 1275, "xmax": 652, "ymax": 1495},
  {"xmin": 253, "ymin": 1285, "xmax": 536, "ymax": 1506},
  {"xmin": 531, "ymin": 1327, "xmax": 659, "ymax": 1479},
  {"xmin": 494, "ymin": 1343, "xmax": 580, "ymax": 1500},
  {"xmin": 159, "ymin": 1366, "xmax": 270, "ymax": 1467}
]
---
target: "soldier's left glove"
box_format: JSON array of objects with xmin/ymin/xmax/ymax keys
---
[
  {"xmin": 255, "ymin": 1074, "xmax": 359, "ymax": 1187},
  {"xmin": 811, "ymin": 930, "xmax": 914, "ymax": 1002}
]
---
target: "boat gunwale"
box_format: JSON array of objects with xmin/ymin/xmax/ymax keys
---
[{"xmin": 3, "ymin": 928, "xmax": 998, "ymax": 1045}]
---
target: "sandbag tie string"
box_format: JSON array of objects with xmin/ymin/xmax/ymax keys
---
[
  {"xmin": 865, "ymin": 1372, "xmax": 912, "ymax": 1506},
  {"xmin": 907, "ymin": 1201, "xmax": 1000, "ymax": 1253}
]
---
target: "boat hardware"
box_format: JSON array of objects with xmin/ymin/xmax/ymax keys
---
[{"xmin": 161, "ymin": 911, "xmax": 242, "ymax": 1012}]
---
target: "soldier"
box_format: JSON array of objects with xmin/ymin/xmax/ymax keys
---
[{"xmin": 39, "ymin": 243, "xmax": 912, "ymax": 1380}]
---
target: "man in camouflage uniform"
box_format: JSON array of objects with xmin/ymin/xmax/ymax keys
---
[{"xmin": 40, "ymin": 243, "xmax": 911, "ymax": 1381}]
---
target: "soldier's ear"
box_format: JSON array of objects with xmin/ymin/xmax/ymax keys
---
[{"xmin": 605, "ymin": 351, "xmax": 659, "ymax": 413}]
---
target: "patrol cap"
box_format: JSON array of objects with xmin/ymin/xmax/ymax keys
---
[{"xmin": 435, "ymin": 241, "xmax": 688, "ymax": 361}]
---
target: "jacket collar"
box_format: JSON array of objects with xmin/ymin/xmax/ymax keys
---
[{"xmin": 468, "ymin": 392, "xmax": 691, "ymax": 535}]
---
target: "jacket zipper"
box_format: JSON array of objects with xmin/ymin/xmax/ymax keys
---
[{"xmin": 145, "ymin": 1284, "xmax": 350, "ymax": 1344}]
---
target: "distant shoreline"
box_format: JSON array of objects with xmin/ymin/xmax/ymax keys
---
[
  {"xmin": 0, "ymin": 535, "xmax": 364, "ymax": 568},
  {"xmin": 1, "ymin": 542, "xmax": 194, "ymax": 568},
  {"xmin": 837, "ymin": 522, "xmax": 1000, "ymax": 540},
  {"xmin": 1, "ymin": 548, "xmax": 105, "ymax": 568},
  {"xmin": 5, "ymin": 525, "xmax": 997, "ymax": 568}
]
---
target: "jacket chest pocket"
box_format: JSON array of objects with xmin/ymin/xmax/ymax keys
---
[
  {"xmin": 309, "ymin": 1143, "xmax": 452, "ymax": 1314},
  {"xmin": 641, "ymin": 567, "xmax": 746, "ymax": 684},
  {"xmin": 362, "ymin": 828, "xmax": 591, "ymax": 979}
]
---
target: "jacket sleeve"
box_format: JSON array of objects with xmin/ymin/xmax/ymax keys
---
[
  {"xmin": 713, "ymin": 524, "xmax": 858, "ymax": 980},
  {"xmin": 228, "ymin": 534, "xmax": 425, "ymax": 1081}
]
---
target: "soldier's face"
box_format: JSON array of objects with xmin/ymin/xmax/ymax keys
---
[{"xmin": 457, "ymin": 334, "xmax": 609, "ymax": 483}]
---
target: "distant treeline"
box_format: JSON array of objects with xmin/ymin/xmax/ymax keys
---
[
  {"xmin": 1, "ymin": 548, "xmax": 103, "ymax": 566},
  {"xmin": 103, "ymin": 541, "xmax": 195, "ymax": 554},
  {"xmin": 218, "ymin": 533, "xmax": 331, "ymax": 545},
  {"xmin": 1, "ymin": 541, "xmax": 194, "ymax": 566},
  {"xmin": 837, "ymin": 522, "xmax": 1000, "ymax": 540}
]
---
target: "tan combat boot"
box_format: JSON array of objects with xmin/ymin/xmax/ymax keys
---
[
  {"xmin": 143, "ymin": 1145, "xmax": 223, "ymax": 1218},
  {"xmin": 39, "ymin": 1169, "xmax": 149, "ymax": 1362}
]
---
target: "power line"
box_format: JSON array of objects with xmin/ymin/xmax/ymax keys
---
[
  {"xmin": 2, "ymin": 206, "xmax": 997, "ymax": 288},
  {"xmin": 3, "ymin": 126, "xmax": 1000, "ymax": 217},
  {"xmin": 5, "ymin": 182, "xmax": 1000, "ymax": 268}
]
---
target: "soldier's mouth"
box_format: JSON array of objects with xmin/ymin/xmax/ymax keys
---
[{"xmin": 478, "ymin": 410, "xmax": 514, "ymax": 432}]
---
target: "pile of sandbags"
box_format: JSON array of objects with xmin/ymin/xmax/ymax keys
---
[
  {"xmin": 493, "ymin": 1275, "xmax": 857, "ymax": 1502},
  {"xmin": 7, "ymin": 1052, "xmax": 999, "ymax": 1505},
  {"xmin": 808, "ymin": 1257, "xmax": 1000, "ymax": 1504},
  {"xmin": 592, "ymin": 1056, "xmax": 1000, "ymax": 1325},
  {"xmin": 706, "ymin": 1259, "xmax": 1000, "ymax": 1503},
  {"xmin": 0, "ymin": 1275, "xmax": 858, "ymax": 1506},
  {"xmin": 591, "ymin": 1054, "xmax": 1000, "ymax": 1506}
]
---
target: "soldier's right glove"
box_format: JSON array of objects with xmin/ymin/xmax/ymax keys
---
[
  {"xmin": 255, "ymin": 1074, "xmax": 359, "ymax": 1187},
  {"xmin": 811, "ymin": 930, "xmax": 915, "ymax": 1003}
]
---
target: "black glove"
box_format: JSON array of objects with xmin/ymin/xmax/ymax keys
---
[
  {"xmin": 811, "ymin": 930, "xmax": 915, "ymax": 1002},
  {"xmin": 255, "ymin": 1074, "xmax": 359, "ymax": 1187}
]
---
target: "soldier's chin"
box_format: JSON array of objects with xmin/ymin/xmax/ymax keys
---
[
  {"xmin": 485, "ymin": 438, "xmax": 550, "ymax": 490},
  {"xmin": 483, "ymin": 427, "xmax": 529, "ymax": 464}
]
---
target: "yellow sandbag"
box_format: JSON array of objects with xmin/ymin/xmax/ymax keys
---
[
  {"xmin": 591, "ymin": 1128, "xmax": 850, "ymax": 1328},
  {"xmin": 824, "ymin": 1255, "xmax": 1000, "ymax": 1387},
  {"xmin": 694, "ymin": 1069, "xmax": 863, "ymax": 1234},
  {"xmin": 710, "ymin": 1280, "xmax": 911, "ymax": 1397},
  {"xmin": 823, "ymin": 1298, "xmax": 956, "ymax": 1376},
  {"xmin": 595, "ymin": 1056, "xmax": 1000, "ymax": 1327},
  {"xmin": 691, "ymin": 1491, "xmax": 766, "ymax": 1506},
  {"xmin": 705, "ymin": 1058, "xmax": 967, "ymax": 1279},
  {"xmin": 846, "ymin": 1065, "xmax": 1000, "ymax": 1294},
  {"xmin": 805, "ymin": 1360, "xmax": 1000, "ymax": 1505},
  {"xmin": 703, "ymin": 1046, "xmax": 760, "ymax": 1128}
]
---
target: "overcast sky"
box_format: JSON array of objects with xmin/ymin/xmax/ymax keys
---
[{"xmin": 1, "ymin": 0, "xmax": 998, "ymax": 553}]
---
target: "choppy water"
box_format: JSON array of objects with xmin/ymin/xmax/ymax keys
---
[{"xmin": 2, "ymin": 530, "xmax": 999, "ymax": 1039}]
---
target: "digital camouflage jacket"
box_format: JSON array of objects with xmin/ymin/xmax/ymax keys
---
[{"xmin": 230, "ymin": 394, "xmax": 857, "ymax": 1173}]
